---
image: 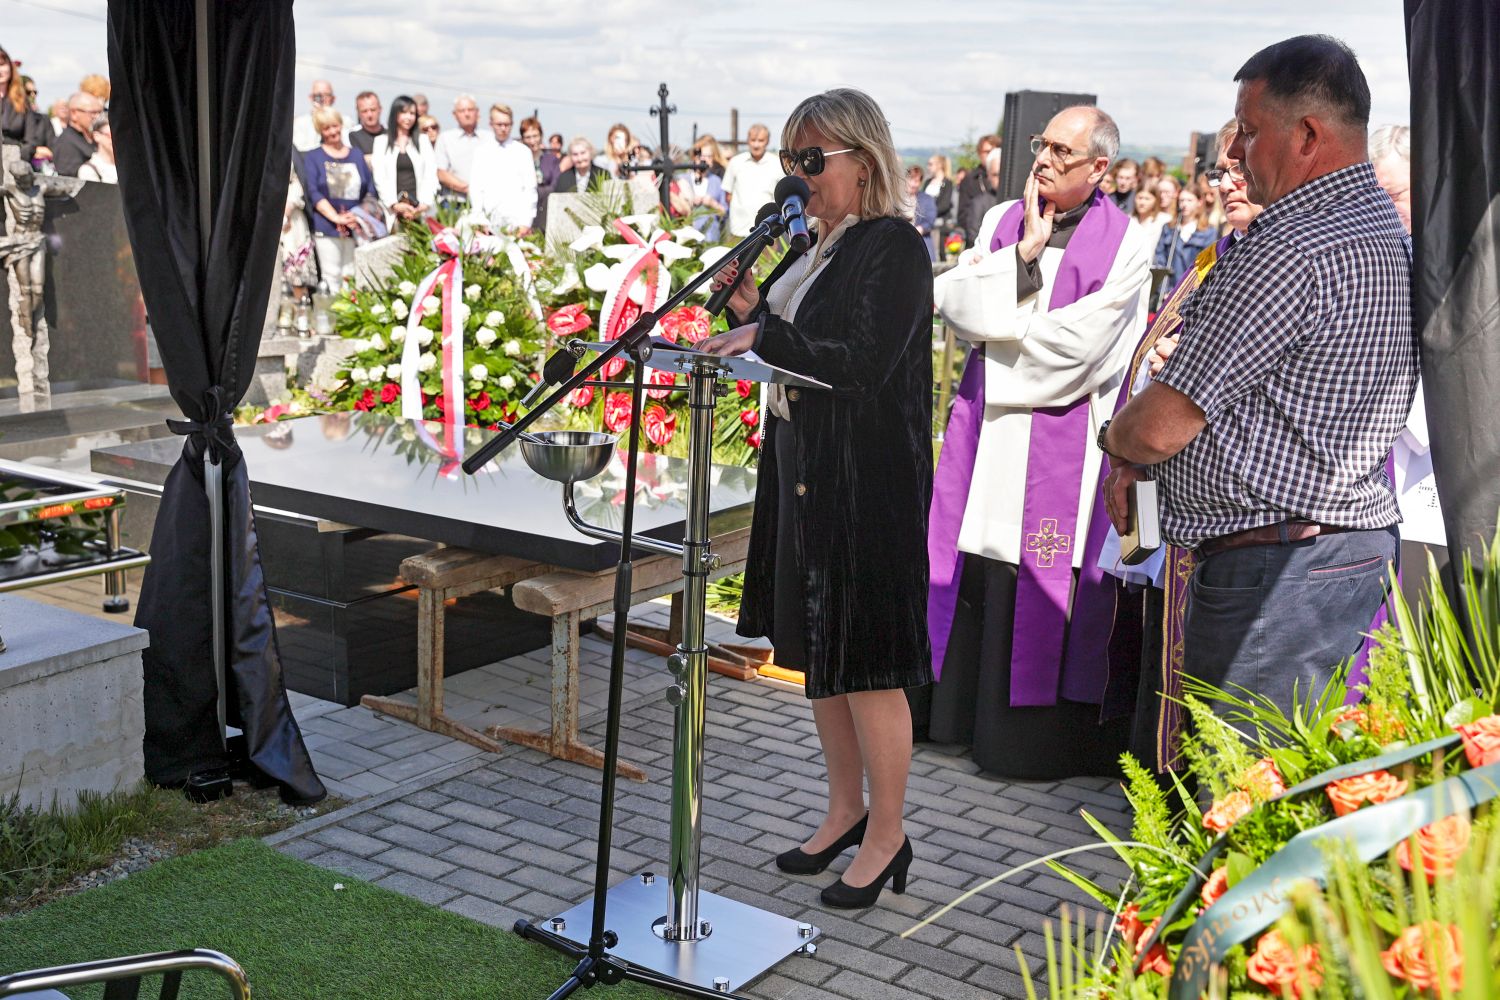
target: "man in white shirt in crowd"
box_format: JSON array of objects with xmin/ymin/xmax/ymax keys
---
[
  {"xmin": 722, "ymin": 123, "xmax": 780, "ymax": 237},
  {"xmin": 435, "ymin": 94, "xmax": 484, "ymax": 205},
  {"xmin": 291, "ymin": 80, "xmax": 334, "ymax": 153},
  {"xmin": 467, "ymin": 102, "xmax": 537, "ymax": 233},
  {"xmin": 346, "ymin": 91, "xmax": 386, "ymax": 161}
]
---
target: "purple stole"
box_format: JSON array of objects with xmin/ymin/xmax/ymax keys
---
[
  {"xmin": 1114, "ymin": 231, "xmax": 1232, "ymax": 767},
  {"xmin": 928, "ymin": 188, "xmax": 1130, "ymax": 706}
]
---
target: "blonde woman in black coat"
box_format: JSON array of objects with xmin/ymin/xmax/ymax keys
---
[{"xmin": 702, "ymin": 88, "xmax": 933, "ymax": 910}]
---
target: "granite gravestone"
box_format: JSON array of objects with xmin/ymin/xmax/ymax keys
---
[{"xmin": 0, "ymin": 172, "xmax": 147, "ymax": 395}]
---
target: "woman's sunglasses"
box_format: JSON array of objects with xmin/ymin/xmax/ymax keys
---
[{"xmin": 779, "ymin": 146, "xmax": 856, "ymax": 176}]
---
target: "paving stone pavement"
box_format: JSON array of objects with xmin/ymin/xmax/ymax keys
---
[{"xmin": 268, "ymin": 602, "xmax": 1133, "ymax": 1000}]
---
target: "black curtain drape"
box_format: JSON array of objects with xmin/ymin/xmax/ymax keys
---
[
  {"xmin": 108, "ymin": 0, "xmax": 323, "ymax": 803},
  {"xmin": 1406, "ymin": 0, "xmax": 1500, "ymax": 569}
]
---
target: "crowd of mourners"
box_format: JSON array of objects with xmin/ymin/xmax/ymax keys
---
[
  {"xmin": 0, "ymin": 50, "xmax": 115, "ymax": 182},
  {"xmin": 278, "ymin": 81, "xmax": 786, "ymax": 291}
]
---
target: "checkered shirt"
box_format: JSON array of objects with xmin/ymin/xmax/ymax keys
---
[{"xmin": 1153, "ymin": 162, "xmax": 1417, "ymax": 550}]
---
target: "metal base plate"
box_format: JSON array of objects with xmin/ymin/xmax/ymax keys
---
[{"xmin": 543, "ymin": 874, "xmax": 819, "ymax": 992}]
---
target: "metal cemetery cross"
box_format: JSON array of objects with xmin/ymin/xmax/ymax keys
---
[{"xmin": 622, "ymin": 83, "xmax": 697, "ymax": 211}]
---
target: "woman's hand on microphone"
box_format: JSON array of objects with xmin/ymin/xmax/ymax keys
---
[
  {"xmin": 699, "ymin": 323, "xmax": 757, "ymax": 357},
  {"xmin": 710, "ymin": 259, "xmax": 759, "ymax": 321}
]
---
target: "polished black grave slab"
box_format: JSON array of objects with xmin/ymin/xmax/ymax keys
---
[{"xmin": 91, "ymin": 413, "xmax": 758, "ymax": 571}]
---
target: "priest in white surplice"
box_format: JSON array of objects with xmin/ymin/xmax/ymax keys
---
[{"xmin": 919, "ymin": 106, "xmax": 1151, "ymax": 779}]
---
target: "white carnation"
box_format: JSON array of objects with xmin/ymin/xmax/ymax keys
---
[
  {"xmin": 385, "ymin": 363, "xmax": 401, "ymax": 380},
  {"xmin": 349, "ymin": 367, "xmax": 368, "ymax": 383},
  {"xmin": 470, "ymin": 364, "xmax": 488, "ymax": 380},
  {"xmin": 369, "ymin": 333, "xmax": 385, "ymax": 351},
  {"xmin": 486, "ymin": 310, "xmax": 505, "ymax": 327},
  {"xmin": 368, "ymin": 365, "xmax": 385, "ymax": 381},
  {"xmin": 348, "ymin": 338, "xmax": 369, "ymax": 353},
  {"xmin": 391, "ymin": 299, "xmax": 408, "ymax": 320},
  {"xmin": 417, "ymin": 352, "xmax": 438, "ymax": 372},
  {"xmin": 416, "ymin": 327, "xmax": 434, "ymax": 347},
  {"xmin": 498, "ymin": 374, "xmax": 516, "ymax": 391},
  {"xmin": 401, "ymin": 425, "xmax": 417, "ymax": 441},
  {"xmin": 421, "ymin": 295, "xmax": 441, "ymax": 314},
  {"xmin": 398, "ymin": 280, "xmax": 417, "ymax": 296},
  {"xmin": 371, "ymin": 301, "xmax": 387, "ymax": 317},
  {"xmin": 503, "ymin": 340, "xmax": 521, "ymax": 357},
  {"xmin": 465, "ymin": 283, "xmax": 482, "ymax": 301},
  {"xmin": 475, "ymin": 327, "xmax": 497, "ymax": 348},
  {"xmin": 390, "ymin": 324, "xmax": 405, "ymax": 341}
]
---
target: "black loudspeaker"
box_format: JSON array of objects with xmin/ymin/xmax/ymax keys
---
[
  {"xmin": 1186, "ymin": 131, "xmax": 1215, "ymax": 180},
  {"xmin": 999, "ymin": 89, "xmax": 1098, "ymax": 203}
]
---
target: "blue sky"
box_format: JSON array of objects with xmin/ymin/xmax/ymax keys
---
[{"xmin": 5, "ymin": 0, "xmax": 1411, "ymax": 155}]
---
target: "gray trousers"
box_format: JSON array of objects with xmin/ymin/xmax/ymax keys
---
[{"xmin": 1183, "ymin": 526, "xmax": 1398, "ymax": 725}]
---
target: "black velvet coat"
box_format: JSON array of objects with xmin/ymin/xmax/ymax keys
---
[{"xmin": 732, "ymin": 217, "xmax": 935, "ymax": 697}]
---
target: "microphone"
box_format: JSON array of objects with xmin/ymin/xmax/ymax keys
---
[
  {"xmin": 775, "ymin": 176, "xmax": 812, "ymax": 254},
  {"xmin": 520, "ymin": 341, "xmax": 583, "ymax": 409},
  {"xmin": 704, "ymin": 202, "xmax": 781, "ymax": 317}
]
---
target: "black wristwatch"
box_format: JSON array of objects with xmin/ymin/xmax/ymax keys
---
[{"xmin": 1096, "ymin": 418, "xmax": 1116, "ymax": 458}]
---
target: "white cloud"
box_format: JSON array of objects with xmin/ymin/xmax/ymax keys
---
[{"xmin": 5, "ymin": 0, "xmax": 1410, "ymax": 156}]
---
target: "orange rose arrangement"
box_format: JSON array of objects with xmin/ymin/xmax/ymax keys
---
[
  {"xmin": 1203, "ymin": 790, "xmax": 1254, "ymax": 832},
  {"xmin": 1246, "ymin": 929, "xmax": 1324, "ymax": 999},
  {"xmin": 1200, "ymin": 866, "xmax": 1229, "ymax": 908},
  {"xmin": 1381, "ymin": 921, "xmax": 1463, "ymax": 993},
  {"xmin": 1242, "ymin": 757, "xmax": 1288, "ymax": 799},
  {"xmin": 1456, "ymin": 713, "xmax": 1500, "ymax": 768},
  {"xmin": 1395, "ymin": 813, "xmax": 1471, "ymax": 882},
  {"xmin": 1325, "ymin": 769, "xmax": 1408, "ymax": 817},
  {"xmin": 1134, "ymin": 915, "xmax": 1171, "ymax": 977}
]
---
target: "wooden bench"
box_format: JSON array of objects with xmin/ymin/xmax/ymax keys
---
[{"xmin": 360, "ymin": 526, "xmax": 752, "ymax": 781}]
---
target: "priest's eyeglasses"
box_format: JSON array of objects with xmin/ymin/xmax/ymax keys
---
[
  {"xmin": 780, "ymin": 146, "xmax": 857, "ymax": 177},
  {"xmin": 1207, "ymin": 164, "xmax": 1247, "ymax": 187},
  {"xmin": 1028, "ymin": 135, "xmax": 1088, "ymax": 167}
]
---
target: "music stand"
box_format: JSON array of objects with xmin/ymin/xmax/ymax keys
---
[
  {"xmin": 462, "ymin": 208, "xmax": 826, "ymax": 998},
  {"xmin": 518, "ymin": 345, "xmax": 829, "ymax": 995}
]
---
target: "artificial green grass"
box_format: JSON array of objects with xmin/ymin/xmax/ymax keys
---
[{"xmin": 0, "ymin": 838, "xmax": 670, "ymax": 999}]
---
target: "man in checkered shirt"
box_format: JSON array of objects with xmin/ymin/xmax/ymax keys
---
[{"xmin": 1097, "ymin": 34, "xmax": 1417, "ymax": 721}]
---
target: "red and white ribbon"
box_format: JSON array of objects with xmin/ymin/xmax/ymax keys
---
[
  {"xmin": 598, "ymin": 218, "xmax": 672, "ymax": 342},
  {"xmin": 400, "ymin": 230, "xmax": 466, "ymax": 426}
]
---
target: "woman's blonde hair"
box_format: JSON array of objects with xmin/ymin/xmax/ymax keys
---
[
  {"xmin": 928, "ymin": 154, "xmax": 950, "ymax": 180},
  {"xmin": 781, "ymin": 88, "xmax": 910, "ymax": 221},
  {"xmin": 693, "ymin": 133, "xmax": 727, "ymax": 171},
  {"xmin": 312, "ymin": 106, "xmax": 343, "ymax": 131}
]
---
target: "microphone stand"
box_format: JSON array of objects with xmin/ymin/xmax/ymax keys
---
[{"xmin": 463, "ymin": 216, "xmax": 785, "ymax": 1000}]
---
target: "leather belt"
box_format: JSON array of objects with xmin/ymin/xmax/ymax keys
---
[{"xmin": 1196, "ymin": 520, "xmax": 1351, "ymax": 559}]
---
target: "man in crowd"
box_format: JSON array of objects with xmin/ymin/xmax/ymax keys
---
[
  {"xmin": 954, "ymin": 133, "xmax": 1001, "ymax": 243},
  {"xmin": 1108, "ymin": 157, "xmax": 1139, "ymax": 210},
  {"xmin": 412, "ymin": 93, "xmax": 429, "ymax": 119},
  {"xmin": 346, "ymin": 90, "xmax": 385, "ymax": 159},
  {"xmin": 435, "ymin": 94, "xmax": 483, "ymax": 204},
  {"xmin": 468, "ymin": 102, "xmax": 536, "ymax": 233},
  {"xmin": 47, "ymin": 98, "xmax": 67, "ymax": 136},
  {"xmin": 552, "ymin": 137, "xmax": 608, "ymax": 194},
  {"xmin": 923, "ymin": 105, "xmax": 1150, "ymax": 778},
  {"xmin": 50, "ymin": 91, "xmax": 103, "ymax": 177},
  {"xmin": 1102, "ymin": 35, "xmax": 1416, "ymax": 723},
  {"xmin": 291, "ymin": 79, "xmax": 334, "ymax": 153},
  {"xmin": 722, "ymin": 123, "xmax": 780, "ymax": 237}
]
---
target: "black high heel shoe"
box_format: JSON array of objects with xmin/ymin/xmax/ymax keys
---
[
  {"xmin": 820, "ymin": 836, "xmax": 913, "ymax": 909},
  {"xmin": 776, "ymin": 814, "xmax": 868, "ymax": 875}
]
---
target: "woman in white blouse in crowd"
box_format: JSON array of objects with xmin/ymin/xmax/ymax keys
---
[{"xmin": 371, "ymin": 94, "xmax": 437, "ymax": 222}]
